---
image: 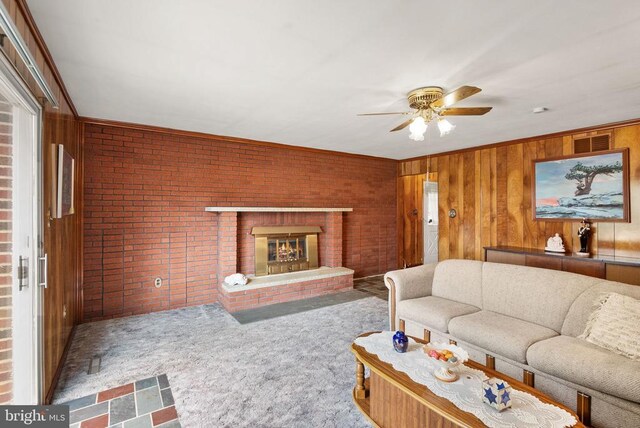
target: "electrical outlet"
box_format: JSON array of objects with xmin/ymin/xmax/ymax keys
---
[
  {"xmin": 154, "ymin": 277, "xmax": 162, "ymax": 288},
  {"xmin": 63, "ymin": 304, "xmax": 67, "ymax": 319}
]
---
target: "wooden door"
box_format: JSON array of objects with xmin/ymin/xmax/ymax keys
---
[{"xmin": 398, "ymin": 174, "xmax": 426, "ymax": 267}]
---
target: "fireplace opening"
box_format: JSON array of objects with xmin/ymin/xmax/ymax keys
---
[{"xmin": 251, "ymin": 226, "xmax": 320, "ymax": 276}]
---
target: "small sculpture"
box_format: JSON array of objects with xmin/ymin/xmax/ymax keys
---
[
  {"xmin": 224, "ymin": 273, "xmax": 248, "ymax": 286},
  {"xmin": 545, "ymin": 233, "xmax": 566, "ymax": 253},
  {"xmin": 577, "ymin": 218, "xmax": 591, "ymax": 256}
]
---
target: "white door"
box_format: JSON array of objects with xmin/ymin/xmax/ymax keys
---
[
  {"xmin": 423, "ymin": 181, "xmax": 439, "ymax": 264},
  {"xmin": 0, "ymin": 60, "xmax": 42, "ymax": 404}
]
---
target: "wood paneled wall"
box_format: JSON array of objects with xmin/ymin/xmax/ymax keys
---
[
  {"xmin": 2, "ymin": 0, "xmax": 81, "ymax": 402},
  {"xmin": 398, "ymin": 122, "xmax": 640, "ymax": 262}
]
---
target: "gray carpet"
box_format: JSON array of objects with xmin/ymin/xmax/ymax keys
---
[{"xmin": 53, "ymin": 295, "xmax": 388, "ymax": 427}]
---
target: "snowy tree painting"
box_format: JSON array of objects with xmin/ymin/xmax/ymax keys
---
[{"xmin": 534, "ymin": 150, "xmax": 628, "ymax": 221}]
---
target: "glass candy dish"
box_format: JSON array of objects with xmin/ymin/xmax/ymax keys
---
[{"xmin": 422, "ymin": 342, "xmax": 469, "ymax": 382}]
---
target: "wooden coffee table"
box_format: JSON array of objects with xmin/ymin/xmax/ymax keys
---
[{"xmin": 351, "ymin": 332, "xmax": 585, "ymax": 428}]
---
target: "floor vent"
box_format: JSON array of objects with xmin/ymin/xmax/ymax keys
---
[{"xmin": 88, "ymin": 356, "xmax": 102, "ymax": 375}]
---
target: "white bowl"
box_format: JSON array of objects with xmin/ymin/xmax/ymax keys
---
[{"xmin": 423, "ymin": 342, "xmax": 469, "ymax": 382}]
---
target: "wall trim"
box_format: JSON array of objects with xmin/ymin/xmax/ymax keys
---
[
  {"xmin": 15, "ymin": 0, "xmax": 78, "ymax": 117},
  {"xmin": 80, "ymin": 116, "xmax": 398, "ymax": 163},
  {"xmin": 400, "ymin": 117, "xmax": 640, "ymax": 162},
  {"xmin": 76, "ymin": 123, "xmax": 84, "ymax": 324},
  {"xmin": 0, "ymin": 0, "xmax": 57, "ymax": 107}
]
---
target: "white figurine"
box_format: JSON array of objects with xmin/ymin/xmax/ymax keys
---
[
  {"xmin": 545, "ymin": 233, "xmax": 566, "ymax": 253},
  {"xmin": 224, "ymin": 273, "xmax": 248, "ymax": 286}
]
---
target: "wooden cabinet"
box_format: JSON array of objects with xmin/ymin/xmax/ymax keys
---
[
  {"xmin": 562, "ymin": 259, "xmax": 606, "ymax": 278},
  {"xmin": 485, "ymin": 247, "xmax": 640, "ymax": 285}
]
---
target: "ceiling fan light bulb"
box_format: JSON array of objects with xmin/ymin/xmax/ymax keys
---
[
  {"xmin": 437, "ymin": 118, "xmax": 455, "ymax": 136},
  {"xmin": 409, "ymin": 117, "xmax": 427, "ymax": 141}
]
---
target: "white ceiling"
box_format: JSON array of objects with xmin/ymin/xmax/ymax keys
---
[{"xmin": 27, "ymin": 0, "xmax": 640, "ymax": 159}]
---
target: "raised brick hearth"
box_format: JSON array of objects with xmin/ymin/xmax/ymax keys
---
[
  {"xmin": 210, "ymin": 207, "xmax": 353, "ymax": 312},
  {"xmin": 219, "ymin": 268, "xmax": 354, "ymax": 312}
]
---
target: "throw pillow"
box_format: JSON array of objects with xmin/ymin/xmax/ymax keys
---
[{"xmin": 580, "ymin": 292, "xmax": 640, "ymax": 360}]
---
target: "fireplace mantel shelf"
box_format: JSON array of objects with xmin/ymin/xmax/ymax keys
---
[{"xmin": 205, "ymin": 206, "xmax": 353, "ymax": 212}]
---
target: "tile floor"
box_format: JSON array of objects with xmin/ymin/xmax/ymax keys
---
[
  {"xmin": 353, "ymin": 275, "xmax": 388, "ymax": 300},
  {"xmin": 63, "ymin": 374, "xmax": 180, "ymax": 428}
]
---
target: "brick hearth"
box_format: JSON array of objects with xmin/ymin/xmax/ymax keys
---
[{"xmin": 219, "ymin": 268, "xmax": 354, "ymax": 312}]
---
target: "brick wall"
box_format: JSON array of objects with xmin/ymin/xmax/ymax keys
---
[
  {"xmin": 83, "ymin": 123, "xmax": 398, "ymax": 321},
  {"xmin": 0, "ymin": 95, "xmax": 12, "ymax": 403}
]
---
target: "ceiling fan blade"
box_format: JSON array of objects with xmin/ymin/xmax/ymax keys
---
[
  {"xmin": 430, "ymin": 86, "xmax": 482, "ymax": 109},
  {"xmin": 358, "ymin": 112, "xmax": 411, "ymax": 116},
  {"xmin": 390, "ymin": 117, "xmax": 415, "ymax": 132},
  {"xmin": 441, "ymin": 107, "xmax": 492, "ymax": 116}
]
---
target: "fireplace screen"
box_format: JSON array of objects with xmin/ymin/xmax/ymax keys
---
[
  {"xmin": 251, "ymin": 226, "xmax": 320, "ymax": 276},
  {"xmin": 268, "ymin": 237, "xmax": 306, "ymax": 263}
]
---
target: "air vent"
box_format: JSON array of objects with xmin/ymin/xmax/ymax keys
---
[
  {"xmin": 573, "ymin": 138, "xmax": 591, "ymax": 154},
  {"xmin": 573, "ymin": 132, "xmax": 611, "ymax": 153},
  {"xmin": 591, "ymin": 135, "xmax": 610, "ymax": 151}
]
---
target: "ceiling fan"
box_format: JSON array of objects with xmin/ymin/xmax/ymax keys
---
[{"xmin": 359, "ymin": 86, "xmax": 492, "ymax": 141}]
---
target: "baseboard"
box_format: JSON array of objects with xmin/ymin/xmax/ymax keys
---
[{"xmin": 44, "ymin": 325, "xmax": 76, "ymax": 404}]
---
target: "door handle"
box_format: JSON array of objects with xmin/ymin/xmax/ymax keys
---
[
  {"xmin": 38, "ymin": 254, "xmax": 47, "ymax": 288},
  {"xmin": 18, "ymin": 256, "xmax": 28, "ymax": 291}
]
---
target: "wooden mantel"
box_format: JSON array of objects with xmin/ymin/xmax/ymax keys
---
[{"xmin": 204, "ymin": 207, "xmax": 353, "ymax": 212}]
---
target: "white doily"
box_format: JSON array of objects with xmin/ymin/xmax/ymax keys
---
[{"xmin": 355, "ymin": 332, "xmax": 577, "ymax": 428}]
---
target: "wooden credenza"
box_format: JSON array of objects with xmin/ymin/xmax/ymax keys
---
[{"xmin": 484, "ymin": 246, "xmax": 640, "ymax": 286}]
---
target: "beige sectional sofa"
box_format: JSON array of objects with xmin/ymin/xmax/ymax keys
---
[{"xmin": 384, "ymin": 260, "xmax": 640, "ymax": 428}]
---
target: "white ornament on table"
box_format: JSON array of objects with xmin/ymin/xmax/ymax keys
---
[
  {"xmin": 224, "ymin": 273, "xmax": 248, "ymax": 286},
  {"xmin": 545, "ymin": 233, "xmax": 566, "ymax": 253}
]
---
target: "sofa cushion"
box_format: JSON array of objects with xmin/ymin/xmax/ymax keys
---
[
  {"xmin": 431, "ymin": 259, "xmax": 483, "ymax": 307},
  {"xmin": 562, "ymin": 280, "xmax": 640, "ymax": 337},
  {"xmin": 448, "ymin": 310, "xmax": 558, "ymax": 364},
  {"xmin": 397, "ymin": 296, "xmax": 480, "ymax": 333},
  {"xmin": 482, "ymin": 262, "xmax": 598, "ymax": 332},
  {"xmin": 527, "ymin": 335, "xmax": 640, "ymax": 403}
]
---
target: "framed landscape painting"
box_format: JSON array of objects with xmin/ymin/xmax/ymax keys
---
[{"xmin": 532, "ymin": 149, "xmax": 629, "ymax": 222}]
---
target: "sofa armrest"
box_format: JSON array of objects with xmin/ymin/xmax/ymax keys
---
[{"xmin": 384, "ymin": 263, "xmax": 437, "ymax": 330}]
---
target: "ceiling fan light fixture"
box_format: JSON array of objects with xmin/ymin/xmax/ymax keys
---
[
  {"xmin": 437, "ymin": 118, "xmax": 455, "ymax": 136},
  {"xmin": 409, "ymin": 117, "xmax": 427, "ymax": 141},
  {"xmin": 358, "ymin": 85, "xmax": 492, "ymax": 141}
]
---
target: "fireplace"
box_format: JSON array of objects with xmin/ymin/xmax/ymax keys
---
[{"xmin": 251, "ymin": 226, "xmax": 320, "ymax": 276}]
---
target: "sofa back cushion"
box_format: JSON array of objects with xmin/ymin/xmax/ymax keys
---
[
  {"xmin": 562, "ymin": 280, "xmax": 640, "ymax": 337},
  {"xmin": 482, "ymin": 262, "xmax": 598, "ymax": 332},
  {"xmin": 432, "ymin": 259, "xmax": 483, "ymax": 307}
]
